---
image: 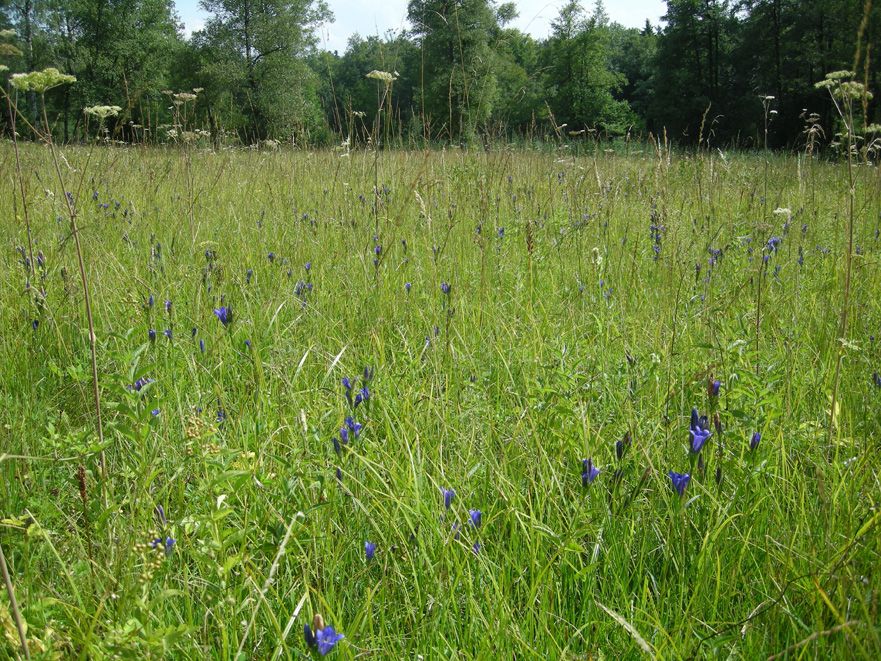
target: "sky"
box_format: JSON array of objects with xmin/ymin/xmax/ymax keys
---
[{"xmin": 175, "ymin": 1, "xmax": 667, "ymax": 54}]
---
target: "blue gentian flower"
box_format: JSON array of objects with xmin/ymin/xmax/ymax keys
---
[
  {"xmin": 148, "ymin": 294, "xmax": 154, "ymax": 307},
  {"xmin": 472, "ymin": 541, "xmax": 481, "ymax": 555},
  {"xmin": 873, "ymin": 372, "xmax": 881, "ymax": 388},
  {"xmin": 365, "ymin": 541, "xmax": 376, "ymax": 560},
  {"xmin": 164, "ymin": 300, "xmax": 172, "ymax": 313},
  {"xmin": 199, "ymin": 339, "xmax": 205, "ymax": 353},
  {"xmin": 441, "ymin": 282, "xmax": 451, "ymax": 295},
  {"xmin": 244, "ymin": 339, "xmax": 251, "ymax": 349},
  {"xmin": 442, "ymin": 487, "xmax": 455, "ymax": 509},
  {"xmin": 151, "ymin": 408, "xmax": 160, "ymax": 416},
  {"xmin": 469, "ymin": 509, "xmax": 482, "ymax": 527},
  {"xmin": 150, "ymin": 536, "xmax": 175, "ymax": 555},
  {"xmin": 750, "ymin": 432, "xmax": 761, "ymax": 451},
  {"xmin": 708, "ymin": 379, "xmax": 721, "ymax": 397},
  {"xmin": 305, "ymin": 261, "xmax": 311, "ymax": 272},
  {"xmin": 339, "ymin": 427, "xmax": 349, "ymax": 445},
  {"xmin": 354, "ymin": 386, "xmax": 369, "ymax": 407},
  {"xmin": 615, "ymin": 433, "xmax": 631, "ymax": 460},
  {"xmin": 164, "ymin": 329, "xmax": 172, "ymax": 339},
  {"xmin": 689, "ymin": 408, "xmax": 712, "ymax": 453},
  {"xmin": 497, "ymin": 227, "xmax": 505, "ymax": 238},
  {"xmin": 304, "ymin": 618, "xmax": 344, "ymax": 656},
  {"xmin": 246, "ymin": 268, "xmax": 253, "ymax": 284},
  {"xmin": 217, "ymin": 408, "xmax": 226, "ymax": 423},
  {"xmin": 155, "ymin": 505, "xmax": 167, "ymax": 526},
  {"xmin": 213, "ymin": 306, "xmax": 232, "ymax": 326},
  {"xmin": 668, "ymin": 471, "xmax": 691, "ymax": 497},
  {"xmin": 363, "ymin": 366, "xmax": 373, "ymax": 382},
  {"xmin": 342, "ymin": 377, "xmax": 353, "ymax": 406},
  {"xmin": 148, "ymin": 329, "xmax": 156, "ymax": 342},
  {"xmin": 405, "ymin": 282, "xmax": 411, "ymax": 293},
  {"xmin": 344, "ymin": 416, "xmax": 362, "ymax": 436},
  {"xmin": 374, "ymin": 245, "xmax": 382, "ymax": 256},
  {"xmin": 582, "ymin": 458, "xmax": 600, "ymax": 485},
  {"xmin": 131, "ymin": 377, "xmax": 154, "ymax": 392},
  {"xmin": 267, "ymin": 252, "xmax": 275, "ymax": 263}
]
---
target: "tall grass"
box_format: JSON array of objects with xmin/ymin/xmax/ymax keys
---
[{"xmin": 1, "ymin": 142, "xmax": 880, "ymax": 658}]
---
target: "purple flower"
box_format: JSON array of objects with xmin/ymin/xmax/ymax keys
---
[
  {"xmin": 873, "ymin": 372, "xmax": 881, "ymax": 388},
  {"xmin": 199, "ymin": 339, "xmax": 205, "ymax": 353},
  {"xmin": 472, "ymin": 541, "xmax": 481, "ymax": 555},
  {"xmin": 244, "ymin": 339, "xmax": 251, "ymax": 350},
  {"xmin": 151, "ymin": 408, "xmax": 160, "ymax": 416},
  {"xmin": 344, "ymin": 416, "xmax": 362, "ymax": 436},
  {"xmin": 405, "ymin": 282, "xmax": 411, "ymax": 293},
  {"xmin": 339, "ymin": 427, "xmax": 349, "ymax": 445},
  {"xmin": 582, "ymin": 458, "xmax": 600, "ymax": 486},
  {"xmin": 305, "ymin": 261, "xmax": 312, "ymax": 272},
  {"xmin": 365, "ymin": 541, "xmax": 376, "ymax": 560},
  {"xmin": 163, "ymin": 329, "xmax": 173, "ymax": 340},
  {"xmin": 148, "ymin": 294, "xmax": 155, "ymax": 307},
  {"xmin": 164, "ymin": 300, "xmax": 172, "ymax": 313},
  {"xmin": 131, "ymin": 377, "xmax": 154, "ymax": 392},
  {"xmin": 440, "ymin": 282, "xmax": 451, "ymax": 295},
  {"xmin": 148, "ymin": 329, "xmax": 156, "ymax": 342},
  {"xmin": 374, "ymin": 245, "xmax": 382, "ymax": 256},
  {"xmin": 689, "ymin": 408, "xmax": 712, "ymax": 453},
  {"xmin": 615, "ymin": 433, "xmax": 631, "ymax": 460},
  {"xmin": 267, "ymin": 252, "xmax": 275, "ymax": 263},
  {"xmin": 342, "ymin": 377, "xmax": 353, "ymax": 406},
  {"xmin": 451, "ymin": 522, "xmax": 460, "ymax": 540},
  {"xmin": 469, "ymin": 509, "xmax": 482, "ymax": 527},
  {"xmin": 708, "ymin": 379, "xmax": 721, "ymax": 397},
  {"xmin": 213, "ymin": 306, "xmax": 232, "ymax": 326},
  {"xmin": 668, "ymin": 471, "xmax": 691, "ymax": 497},
  {"xmin": 442, "ymin": 487, "xmax": 455, "ymax": 509},
  {"xmin": 150, "ymin": 536, "xmax": 175, "ymax": 555},
  {"xmin": 749, "ymin": 431, "xmax": 761, "ymax": 451},
  {"xmin": 246, "ymin": 268, "xmax": 253, "ymax": 284},
  {"xmin": 354, "ymin": 386, "xmax": 369, "ymax": 407},
  {"xmin": 155, "ymin": 505, "xmax": 167, "ymax": 526},
  {"xmin": 305, "ymin": 621, "xmax": 344, "ymax": 656}
]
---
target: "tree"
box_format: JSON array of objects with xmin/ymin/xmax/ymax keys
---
[
  {"xmin": 198, "ymin": 0, "xmax": 330, "ymax": 141},
  {"xmin": 407, "ymin": 0, "xmax": 504, "ymax": 142}
]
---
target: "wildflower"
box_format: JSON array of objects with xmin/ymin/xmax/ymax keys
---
[
  {"xmin": 668, "ymin": 471, "xmax": 691, "ymax": 497},
  {"xmin": 246, "ymin": 268, "xmax": 253, "ymax": 284},
  {"xmin": 244, "ymin": 339, "xmax": 251, "ymax": 350},
  {"xmin": 689, "ymin": 408, "xmax": 712, "ymax": 453},
  {"xmin": 872, "ymin": 372, "xmax": 881, "ymax": 388},
  {"xmin": 84, "ymin": 105, "xmax": 122, "ymax": 120},
  {"xmin": 344, "ymin": 416, "xmax": 362, "ymax": 436},
  {"xmin": 472, "ymin": 541, "xmax": 481, "ymax": 555},
  {"xmin": 405, "ymin": 282, "xmax": 411, "ymax": 293},
  {"xmin": 707, "ymin": 379, "xmax": 721, "ymax": 397},
  {"xmin": 148, "ymin": 329, "xmax": 156, "ymax": 342},
  {"xmin": 339, "ymin": 427, "xmax": 349, "ymax": 446},
  {"xmin": 354, "ymin": 386, "xmax": 369, "ymax": 407},
  {"xmin": 165, "ymin": 299, "xmax": 172, "ymax": 313},
  {"xmin": 615, "ymin": 432, "xmax": 631, "ymax": 460},
  {"xmin": 268, "ymin": 252, "xmax": 275, "ymax": 263},
  {"xmin": 131, "ymin": 377, "xmax": 154, "ymax": 392},
  {"xmin": 305, "ymin": 261, "xmax": 312, "ymax": 272},
  {"xmin": 451, "ymin": 522, "xmax": 461, "ymax": 540},
  {"xmin": 304, "ymin": 615, "xmax": 344, "ymax": 656},
  {"xmin": 163, "ymin": 329, "xmax": 172, "ymax": 340},
  {"xmin": 155, "ymin": 505, "xmax": 167, "ymax": 526},
  {"xmin": 199, "ymin": 339, "xmax": 205, "ymax": 353},
  {"xmin": 441, "ymin": 282, "xmax": 451, "ymax": 295},
  {"xmin": 366, "ymin": 69, "xmax": 397, "ymax": 83},
  {"xmin": 10, "ymin": 67, "xmax": 76, "ymax": 93},
  {"xmin": 442, "ymin": 487, "xmax": 455, "ymax": 509},
  {"xmin": 365, "ymin": 541, "xmax": 376, "ymax": 560},
  {"xmin": 749, "ymin": 431, "xmax": 761, "ymax": 451},
  {"xmin": 469, "ymin": 509, "xmax": 482, "ymax": 527},
  {"xmin": 342, "ymin": 377, "xmax": 353, "ymax": 406},
  {"xmin": 497, "ymin": 227, "xmax": 505, "ymax": 238},
  {"xmin": 150, "ymin": 536, "xmax": 176, "ymax": 555},
  {"xmin": 213, "ymin": 306, "xmax": 232, "ymax": 326},
  {"xmin": 151, "ymin": 408, "xmax": 160, "ymax": 416},
  {"xmin": 582, "ymin": 458, "xmax": 600, "ymax": 486}
]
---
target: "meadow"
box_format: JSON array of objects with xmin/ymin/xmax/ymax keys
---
[{"xmin": 1, "ymin": 141, "xmax": 880, "ymax": 659}]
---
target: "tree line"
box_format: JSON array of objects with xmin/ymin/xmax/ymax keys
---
[{"xmin": 1, "ymin": 0, "xmax": 878, "ymax": 148}]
